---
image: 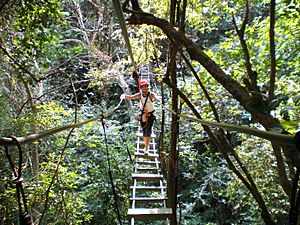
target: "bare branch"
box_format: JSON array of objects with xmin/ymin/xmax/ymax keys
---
[
  {"xmin": 232, "ymin": 0, "xmax": 254, "ymax": 81},
  {"xmin": 0, "ymin": 44, "xmax": 39, "ymax": 82}
]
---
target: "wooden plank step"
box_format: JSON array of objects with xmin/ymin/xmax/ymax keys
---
[
  {"xmin": 127, "ymin": 208, "xmax": 172, "ymax": 220},
  {"xmin": 136, "ymin": 150, "xmax": 158, "ymax": 155},
  {"xmin": 132, "ymin": 174, "xmax": 163, "ymax": 181},
  {"xmin": 136, "ymin": 141, "xmax": 156, "ymax": 145},
  {"xmin": 130, "ymin": 186, "xmax": 166, "ymax": 191},
  {"xmin": 134, "ymin": 152, "xmax": 159, "ymax": 158},
  {"xmin": 130, "ymin": 197, "xmax": 168, "ymax": 202},
  {"xmin": 135, "ymin": 167, "xmax": 159, "ymax": 172},
  {"xmin": 135, "ymin": 160, "xmax": 159, "ymax": 165},
  {"xmin": 137, "ymin": 133, "xmax": 156, "ymax": 138}
]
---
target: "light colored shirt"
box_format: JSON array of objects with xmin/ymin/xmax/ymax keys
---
[{"xmin": 140, "ymin": 92, "xmax": 154, "ymax": 112}]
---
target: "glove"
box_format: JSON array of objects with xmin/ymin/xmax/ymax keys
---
[{"xmin": 120, "ymin": 94, "xmax": 125, "ymax": 100}]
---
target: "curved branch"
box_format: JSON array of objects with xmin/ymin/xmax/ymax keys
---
[
  {"xmin": 0, "ymin": 44, "xmax": 39, "ymax": 82},
  {"xmin": 127, "ymin": 12, "xmax": 252, "ymax": 108},
  {"xmin": 0, "ymin": 116, "xmax": 103, "ymax": 146},
  {"xmin": 232, "ymin": 0, "xmax": 258, "ymax": 92},
  {"xmin": 127, "ymin": 8, "xmax": 300, "ymax": 171},
  {"xmin": 272, "ymin": 143, "xmax": 292, "ymax": 196}
]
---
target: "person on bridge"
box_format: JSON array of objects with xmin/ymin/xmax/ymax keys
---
[{"xmin": 121, "ymin": 80, "xmax": 161, "ymax": 154}]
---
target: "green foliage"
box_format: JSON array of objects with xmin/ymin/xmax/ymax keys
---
[
  {"xmin": 224, "ymin": 135, "xmax": 289, "ymax": 224},
  {"xmin": 0, "ymin": 164, "xmax": 19, "ymax": 223},
  {"xmin": 29, "ymin": 157, "xmax": 93, "ymax": 224},
  {"xmin": 0, "ymin": 89, "xmax": 15, "ymax": 136},
  {"xmin": 35, "ymin": 101, "xmax": 73, "ymax": 128},
  {"xmin": 178, "ymin": 147, "xmax": 237, "ymax": 224},
  {"xmin": 62, "ymin": 119, "xmax": 134, "ymax": 224},
  {"xmin": 130, "ymin": 25, "xmax": 164, "ymax": 65},
  {"xmin": 1, "ymin": 0, "xmax": 300, "ymax": 223},
  {"xmin": 177, "ymin": 132, "xmax": 289, "ymax": 224},
  {"xmin": 140, "ymin": 0, "xmax": 170, "ymax": 18},
  {"xmin": 13, "ymin": 0, "xmax": 64, "ymax": 58}
]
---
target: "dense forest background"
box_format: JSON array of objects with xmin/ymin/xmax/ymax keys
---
[{"xmin": 0, "ymin": 0, "xmax": 300, "ymax": 224}]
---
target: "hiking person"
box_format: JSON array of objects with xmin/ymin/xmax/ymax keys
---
[{"xmin": 121, "ymin": 80, "xmax": 161, "ymax": 154}]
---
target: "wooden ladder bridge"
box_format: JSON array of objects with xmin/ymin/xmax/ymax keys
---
[
  {"xmin": 127, "ymin": 128, "xmax": 172, "ymax": 224},
  {"xmin": 127, "ymin": 67, "xmax": 172, "ymax": 224}
]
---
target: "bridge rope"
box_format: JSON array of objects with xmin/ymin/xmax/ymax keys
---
[
  {"xmin": 112, "ymin": 0, "xmax": 137, "ymax": 72},
  {"xmin": 101, "ymin": 118, "xmax": 123, "ymax": 225}
]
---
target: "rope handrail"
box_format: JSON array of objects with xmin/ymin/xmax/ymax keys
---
[
  {"xmin": 0, "ymin": 99, "xmax": 125, "ymax": 147},
  {"xmin": 101, "ymin": 118, "xmax": 123, "ymax": 225},
  {"xmin": 157, "ymin": 103, "xmax": 296, "ymax": 146}
]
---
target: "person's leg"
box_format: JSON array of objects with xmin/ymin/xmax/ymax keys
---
[
  {"xmin": 143, "ymin": 115, "xmax": 154, "ymax": 154},
  {"xmin": 143, "ymin": 136, "xmax": 150, "ymax": 149},
  {"xmin": 141, "ymin": 121, "xmax": 148, "ymax": 153}
]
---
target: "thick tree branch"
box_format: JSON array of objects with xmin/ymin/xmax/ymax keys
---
[
  {"xmin": 0, "ymin": 116, "xmax": 103, "ymax": 146},
  {"xmin": 166, "ymin": 40, "xmax": 179, "ymax": 224},
  {"xmin": 180, "ymin": 0, "xmax": 187, "ymax": 31},
  {"xmin": 126, "ymin": 12, "xmax": 281, "ymax": 128},
  {"xmin": 170, "ymin": 0, "xmax": 176, "ymax": 25},
  {"xmin": 126, "ymin": 6, "xmax": 300, "ymax": 176},
  {"xmin": 179, "ymin": 115, "xmax": 295, "ymax": 145}
]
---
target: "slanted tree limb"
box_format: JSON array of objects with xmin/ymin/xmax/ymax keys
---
[
  {"xmin": 272, "ymin": 143, "xmax": 292, "ymax": 196},
  {"xmin": 232, "ymin": 0, "xmax": 252, "ymax": 77},
  {"xmin": 0, "ymin": 116, "xmax": 103, "ymax": 146},
  {"xmin": 232, "ymin": 1, "xmax": 260, "ymax": 94},
  {"xmin": 0, "ymin": 44, "xmax": 39, "ymax": 82}
]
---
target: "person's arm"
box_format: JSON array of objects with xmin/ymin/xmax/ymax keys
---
[
  {"xmin": 151, "ymin": 92, "xmax": 162, "ymax": 103},
  {"xmin": 124, "ymin": 93, "xmax": 140, "ymax": 100}
]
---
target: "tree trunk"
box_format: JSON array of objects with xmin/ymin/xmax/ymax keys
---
[
  {"xmin": 19, "ymin": 76, "xmax": 40, "ymax": 223},
  {"xmin": 20, "ymin": 77, "xmax": 39, "ymax": 175},
  {"xmin": 159, "ymin": 82, "xmax": 167, "ymax": 176},
  {"xmin": 167, "ymin": 46, "xmax": 179, "ymax": 225}
]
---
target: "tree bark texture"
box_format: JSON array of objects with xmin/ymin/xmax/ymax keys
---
[{"xmin": 167, "ymin": 43, "xmax": 179, "ymax": 225}]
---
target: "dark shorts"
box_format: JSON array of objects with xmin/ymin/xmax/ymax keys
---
[{"xmin": 141, "ymin": 114, "xmax": 155, "ymax": 137}]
